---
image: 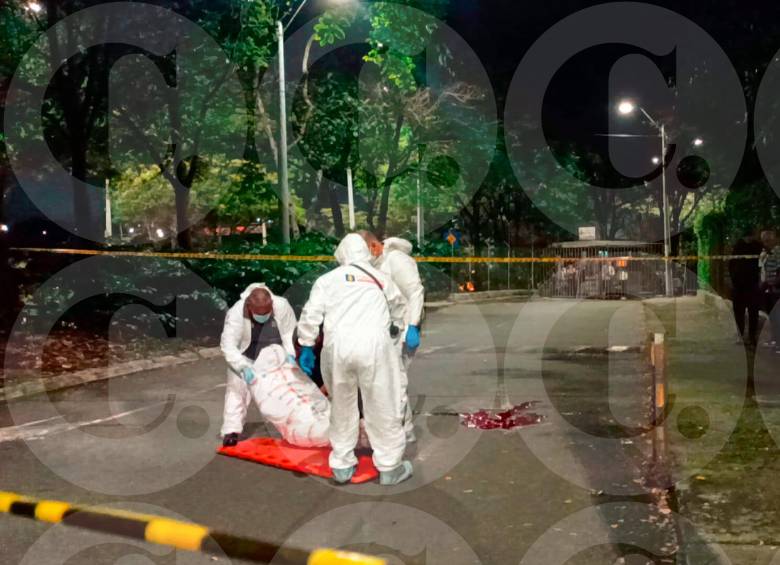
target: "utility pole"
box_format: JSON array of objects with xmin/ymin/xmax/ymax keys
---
[
  {"xmin": 660, "ymin": 123, "xmax": 672, "ymax": 297},
  {"xmin": 104, "ymin": 178, "xmax": 112, "ymax": 241},
  {"xmin": 416, "ymin": 145, "xmax": 424, "ymax": 245},
  {"xmin": 346, "ymin": 167, "xmax": 356, "ymax": 230},
  {"xmin": 277, "ymin": 20, "xmax": 290, "ymax": 246}
]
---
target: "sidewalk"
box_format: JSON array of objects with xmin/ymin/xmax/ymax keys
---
[{"xmin": 644, "ymin": 295, "xmax": 780, "ymax": 563}]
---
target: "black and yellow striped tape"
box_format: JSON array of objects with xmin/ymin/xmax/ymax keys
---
[
  {"xmin": 10, "ymin": 247, "xmax": 762, "ymax": 264},
  {"xmin": 0, "ymin": 491, "xmax": 385, "ymax": 565}
]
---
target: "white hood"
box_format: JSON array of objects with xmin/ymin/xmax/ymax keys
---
[
  {"xmin": 240, "ymin": 282, "xmax": 274, "ymax": 299},
  {"xmin": 383, "ymin": 237, "xmax": 413, "ymax": 256},
  {"xmin": 335, "ymin": 233, "xmax": 372, "ymax": 266}
]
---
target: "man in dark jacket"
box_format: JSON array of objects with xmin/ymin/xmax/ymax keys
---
[{"xmin": 729, "ymin": 232, "xmax": 764, "ymax": 345}]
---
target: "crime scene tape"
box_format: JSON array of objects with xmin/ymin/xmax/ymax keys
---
[
  {"xmin": 0, "ymin": 490, "xmax": 385, "ymax": 565},
  {"xmin": 10, "ymin": 247, "xmax": 763, "ymax": 264}
]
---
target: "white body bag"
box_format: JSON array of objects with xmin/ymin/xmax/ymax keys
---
[{"xmin": 250, "ymin": 344, "xmax": 331, "ymax": 447}]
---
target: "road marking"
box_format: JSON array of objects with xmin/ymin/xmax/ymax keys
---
[
  {"xmin": 8, "ymin": 415, "xmax": 65, "ymax": 429},
  {"xmin": 0, "ymin": 384, "xmax": 226, "ymax": 443}
]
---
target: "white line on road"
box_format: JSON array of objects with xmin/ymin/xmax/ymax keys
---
[{"xmin": 0, "ymin": 383, "xmax": 226, "ymax": 444}]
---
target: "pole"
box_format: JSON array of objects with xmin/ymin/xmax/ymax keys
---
[
  {"xmin": 661, "ymin": 123, "xmax": 672, "ymax": 297},
  {"xmin": 104, "ymin": 178, "xmax": 112, "ymax": 240},
  {"xmin": 417, "ymin": 146, "xmax": 423, "ymax": 245},
  {"xmin": 450, "ymin": 243, "xmax": 454, "ymax": 294},
  {"xmin": 346, "ymin": 166, "xmax": 356, "ymax": 230},
  {"xmin": 507, "ymin": 222, "xmax": 511, "ymax": 290},
  {"xmin": 530, "ymin": 230, "xmax": 535, "ymax": 290},
  {"xmin": 487, "ymin": 242, "xmax": 492, "ymax": 291},
  {"xmin": 277, "ymin": 20, "xmax": 290, "ymax": 247}
]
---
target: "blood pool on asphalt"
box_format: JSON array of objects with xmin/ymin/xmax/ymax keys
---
[{"xmin": 460, "ymin": 403, "xmax": 544, "ymax": 430}]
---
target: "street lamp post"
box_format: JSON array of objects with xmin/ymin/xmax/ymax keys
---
[
  {"xmin": 659, "ymin": 122, "xmax": 672, "ymax": 298},
  {"xmin": 617, "ymin": 100, "xmax": 673, "ymax": 297},
  {"xmin": 277, "ymin": 20, "xmax": 291, "ymax": 246},
  {"xmin": 277, "ymin": 0, "xmax": 354, "ymax": 245},
  {"xmin": 277, "ymin": 0, "xmax": 314, "ymax": 246}
]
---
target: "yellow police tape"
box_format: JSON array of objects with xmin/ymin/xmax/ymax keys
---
[
  {"xmin": 10, "ymin": 247, "xmax": 762, "ymax": 264},
  {"xmin": 0, "ymin": 490, "xmax": 386, "ymax": 565}
]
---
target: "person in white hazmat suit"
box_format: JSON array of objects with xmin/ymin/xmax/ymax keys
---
[
  {"xmin": 362, "ymin": 232, "xmax": 424, "ymax": 442},
  {"xmin": 220, "ymin": 283, "xmax": 298, "ymax": 446},
  {"xmin": 297, "ymin": 234, "xmax": 413, "ymax": 485}
]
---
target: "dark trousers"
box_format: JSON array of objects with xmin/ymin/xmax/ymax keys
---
[{"xmin": 733, "ymin": 287, "xmax": 760, "ymax": 343}]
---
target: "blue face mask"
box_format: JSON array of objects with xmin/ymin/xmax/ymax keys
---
[{"xmin": 252, "ymin": 313, "xmax": 271, "ymax": 324}]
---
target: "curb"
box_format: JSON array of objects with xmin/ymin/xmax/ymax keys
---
[
  {"xmin": 424, "ymin": 290, "xmax": 532, "ymax": 310},
  {"xmin": 0, "ymin": 347, "xmax": 222, "ymax": 403},
  {"xmin": 448, "ymin": 289, "xmax": 532, "ymax": 304}
]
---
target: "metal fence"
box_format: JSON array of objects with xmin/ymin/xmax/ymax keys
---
[{"xmin": 535, "ymin": 242, "xmax": 698, "ymax": 299}]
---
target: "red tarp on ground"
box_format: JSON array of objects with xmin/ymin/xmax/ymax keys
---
[{"xmin": 217, "ymin": 437, "xmax": 379, "ymax": 484}]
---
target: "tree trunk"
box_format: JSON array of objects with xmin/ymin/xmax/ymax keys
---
[
  {"xmin": 328, "ymin": 181, "xmax": 345, "ymax": 237},
  {"xmin": 305, "ymin": 169, "xmax": 325, "ymax": 231},
  {"xmin": 242, "ymin": 66, "xmax": 259, "ymax": 162},
  {"xmin": 0, "ymin": 165, "xmax": 16, "ymax": 326},
  {"xmin": 290, "ymin": 202, "xmax": 300, "ymax": 239},
  {"xmin": 175, "ymin": 187, "xmax": 192, "ymax": 250},
  {"xmin": 71, "ymin": 148, "xmax": 93, "ymax": 243},
  {"xmin": 376, "ymin": 114, "xmax": 405, "ymax": 237}
]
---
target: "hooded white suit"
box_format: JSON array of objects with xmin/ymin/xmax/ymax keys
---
[
  {"xmin": 376, "ymin": 237, "xmax": 425, "ymax": 437},
  {"xmin": 298, "ymin": 234, "xmax": 407, "ymax": 472},
  {"xmin": 220, "ymin": 283, "xmax": 297, "ymax": 436}
]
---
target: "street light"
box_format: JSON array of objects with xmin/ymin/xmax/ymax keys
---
[
  {"xmin": 277, "ymin": 0, "xmax": 356, "ymax": 246},
  {"xmin": 693, "ymin": 137, "xmax": 704, "ymax": 147},
  {"xmin": 617, "ymin": 98, "xmax": 672, "ymax": 297},
  {"xmin": 25, "ymin": 2, "xmax": 42, "ymax": 13},
  {"xmin": 617, "ymin": 100, "xmax": 635, "ymax": 115},
  {"xmin": 651, "ymin": 156, "xmax": 661, "ymax": 165}
]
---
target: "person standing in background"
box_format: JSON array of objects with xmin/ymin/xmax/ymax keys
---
[
  {"xmin": 760, "ymin": 230, "xmax": 780, "ymax": 347},
  {"xmin": 361, "ymin": 231, "xmax": 424, "ymax": 443},
  {"xmin": 729, "ymin": 231, "xmax": 763, "ymax": 346}
]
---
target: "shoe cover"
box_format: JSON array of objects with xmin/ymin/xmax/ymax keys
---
[
  {"xmin": 379, "ymin": 460, "xmax": 413, "ymax": 485},
  {"xmin": 332, "ymin": 465, "xmax": 356, "ymax": 484}
]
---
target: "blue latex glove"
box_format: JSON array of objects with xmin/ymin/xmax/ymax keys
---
[
  {"xmin": 299, "ymin": 346, "xmax": 316, "ymax": 376},
  {"xmin": 406, "ymin": 325, "xmax": 421, "ymax": 350},
  {"xmin": 240, "ymin": 367, "xmax": 256, "ymax": 385}
]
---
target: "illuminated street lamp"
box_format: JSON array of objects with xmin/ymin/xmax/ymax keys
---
[
  {"xmin": 617, "ymin": 98, "xmax": 672, "ymax": 297},
  {"xmin": 693, "ymin": 137, "xmax": 704, "ymax": 147},
  {"xmin": 26, "ymin": 2, "xmax": 43, "ymax": 13},
  {"xmin": 617, "ymin": 101, "xmax": 635, "ymax": 115},
  {"xmin": 651, "ymin": 156, "xmax": 660, "ymax": 165}
]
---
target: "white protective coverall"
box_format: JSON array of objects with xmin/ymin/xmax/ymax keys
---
[
  {"xmin": 377, "ymin": 237, "xmax": 425, "ymax": 436},
  {"xmin": 297, "ymin": 234, "xmax": 406, "ymax": 472},
  {"xmin": 220, "ymin": 283, "xmax": 298, "ymax": 436}
]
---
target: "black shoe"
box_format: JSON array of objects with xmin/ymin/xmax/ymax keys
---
[{"xmin": 222, "ymin": 433, "xmax": 239, "ymax": 447}]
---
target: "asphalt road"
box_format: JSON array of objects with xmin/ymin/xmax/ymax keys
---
[{"xmin": 0, "ymin": 299, "xmax": 680, "ymax": 565}]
